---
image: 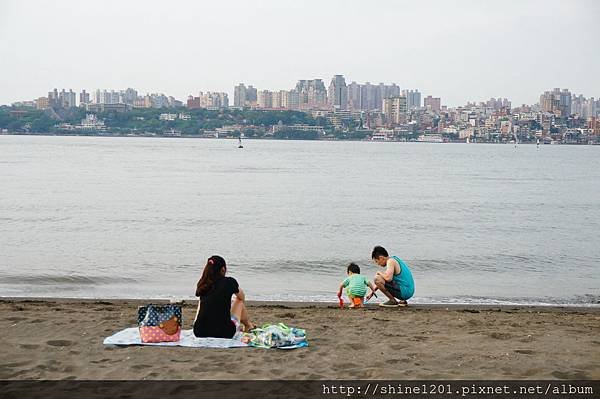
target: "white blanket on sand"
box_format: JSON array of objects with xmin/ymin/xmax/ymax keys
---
[{"xmin": 103, "ymin": 328, "xmax": 247, "ymax": 348}]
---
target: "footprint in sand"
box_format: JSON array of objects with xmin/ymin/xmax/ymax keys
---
[
  {"xmin": 489, "ymin": 332, "xmax": 512, "ymax": 340},
  {"xmin": 1, "ymin": 361, "xmax": 32, "ymax": 368},
  {"xmin": 552, "ymin": 370, "xmax": 589, "ymax": 379},
  {"xmin": 276, "ymin": 312, "xmax": 296, "ymax": 319},
  {"xmin": 519, "ymin": 336, "xmax": 535, "ymax": 343},
  {"xmin": 90, "ymin": 359, "xmax": 112, "ymax": 364},
  {"xmin": 19, "ymin": 344, "xmax": 40, "ymax": 350},
  {"xmin": 514, "ymin": 349, "xmax": 535, "ymax": 355},
  {"xmin": 46, "ymin": 340, "xmax": 74, "ymax": 347},
  {"xmin": 372, "ymin": 317, "xmax": 391, "ymax": 322},
  {"xmin": 130, "ymin": 364, "xmax": 152, "ymax": 371},
  {"xmin": 6, "ymin": 316, "xmax": 28, "ymax": 322}
]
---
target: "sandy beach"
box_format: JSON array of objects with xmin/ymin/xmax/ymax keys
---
[{"xmin": 1, "ymin": 298, "xmax": 599, "ymax": 380}]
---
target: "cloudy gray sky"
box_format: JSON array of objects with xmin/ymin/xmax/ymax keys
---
[{"xmin": 1, "ymin": 0, "xmax": 598, "ymax": 106}]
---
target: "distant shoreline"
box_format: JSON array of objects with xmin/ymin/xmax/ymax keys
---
[
  {"xmin": 3, "ymin": 297, "xmax": 599, "ymax": 310},
  {"xmin": 1, "ymin": 132, "xmax": 598, "ymax": 145}
]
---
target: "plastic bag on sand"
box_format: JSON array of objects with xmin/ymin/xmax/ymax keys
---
[{"xmin": 244, "ymin": 323, "xmax": 307, "ymax": 348}]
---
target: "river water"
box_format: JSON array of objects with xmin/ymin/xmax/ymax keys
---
[{"xmin": 1, "ymin": 135, "xmax": 599, "ymax": 305}]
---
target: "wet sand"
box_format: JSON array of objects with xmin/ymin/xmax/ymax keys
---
[{"xmin": 1, "ymin": 298, "xmax": 599, "ymax": 380}]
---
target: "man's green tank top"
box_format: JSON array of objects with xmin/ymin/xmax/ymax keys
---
[{"xmin": 391, "ymin": 255, "xmax": 415, "ymax": 299}]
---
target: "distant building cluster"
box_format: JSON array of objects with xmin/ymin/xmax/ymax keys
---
[
  {"xmin": 32, "ymin": 87, "xmax": 182, "ymax": 113},
  {"xmin": 6, "ymin": 77, "xmax": 600, "ymax": 143},
  {"xmin": 186, "ymin": 92, "xmax": 229, "ymax": 109},
  {"xmin": 233, "ymin": 75, "xmax": 411, "ymax": 113},
  {"xmin": 422, "ymin": 88, "xmax": 600, "ymax": 144}
]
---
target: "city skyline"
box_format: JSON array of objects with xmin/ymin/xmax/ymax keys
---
[
  {"xmin": 1, "ymin": 0, "xmax": 599, "ymax": 106},
  {"xmin": 4, "ymin": 80, "xmax": 598, "ymax": 143},
  {"xmin": 10, "ymin": 79, "xmax": 599, "ymax": 113}
]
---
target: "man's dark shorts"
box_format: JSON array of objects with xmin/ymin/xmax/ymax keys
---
[{"xmin": 384, "ymin": 279, "xmax": 403, "ymax": 299}]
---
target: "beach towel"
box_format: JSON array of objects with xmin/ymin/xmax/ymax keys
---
[
  {"xmin": 103, "ymin": 327, "xmax": 308, "ymax": 349},
  {"xmin": 103, "ymin": 328, "xmax": 247, "ymax": 348}
]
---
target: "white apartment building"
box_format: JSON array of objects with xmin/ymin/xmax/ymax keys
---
[{"xmin": 382, "ymin": 96, "xmax": 408, "ymax": 125}]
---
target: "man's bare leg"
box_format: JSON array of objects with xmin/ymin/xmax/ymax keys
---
[{"xmin": 374, "ymin": 275, "xmax": 399, "ymax": 305}]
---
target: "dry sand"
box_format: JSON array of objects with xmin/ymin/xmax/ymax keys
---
[{"xmin": 1, "ymin": 298, "xmax": 599, "ymax": 380}]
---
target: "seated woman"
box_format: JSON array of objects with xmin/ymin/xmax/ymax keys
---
[{"xmin": 193, "ymin": 255, "xmax": 255, "ymax": 338}]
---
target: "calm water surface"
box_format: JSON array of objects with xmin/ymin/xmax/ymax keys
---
[{"xmin": 1, "ymin": 136, "xmax": 599, "ymax": 305}]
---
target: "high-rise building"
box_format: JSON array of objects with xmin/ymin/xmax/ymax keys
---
[
  {"xmin": 257, "ymin": 90, "xmax": 273, "ymax": 109},
  {"xmin": 186, "ymin": 95, "xmax": 201, "ymax": 109},
  {"xmin": 59, "ymin": 89, "xmax": 77, "ymax": 108},
  {"xmin": 94, "ymin": 89, "xmax": 121, "ymax": 104},
  {"xmin": 347, "ymin": 82, "xmax": 361, "ymax": 111},
  {"xmin": 122, "ymin": 88, "xmax": 138, "ymax": 105},
  {"xmin": 150, "ymin": 93, "xmax": 170, "ymax": 108},
  {"xmin": 589, "ymin": 116, "xmax": 599, "ymax": 135},
  {"xmin": 402, "ymin": 90, "xmax": 421, "ymax": 110},
  {"xmin": 353, "ymin": 82, "xmax": 398, "ymax": 111},
  {"xmin": 79, "ymin": 90, "xmax": 90, "ymax": 105},
  {"xmin": 204, "ymin": 92, "xmax": 228, "ymax": 108},
  {"xmin": 539, "ymin": 88, "xmax": 572, "ymax": 117},
  {"xmin": 360, "ymin": 82, "xmax": 375, "ymax": 111},
  {"xmin": 246, "ymin": 85, "xmax": 257, "ymax": 103},
  {"xmin": 382, "ymin": 96, "xmax": 407, "ymax": 125},
  {"xmin": 582, "ymin": 97, "xmax": 597, "ymax": 118},
  {"xmin": 367, "ymin": 83, "xmax": 400, "ymax": 110},
  {"xmin": 187, "ymin": 92, "xmax": 227, "ymax": 109},
  {"xmin": 559, "ymin": 89, "xmax": 572, "ymax": 116},
  {"xmin": 571, "ymin": 94, "xmax": 585, "ymax": 115},
  {"xmin": 234, "ymin": 84, "xmax": 246, "ymax": 107},
  {"xmin": 382, "ymin": 83, "xmax": 400, "ymax": 99},
  {"xmin": 283, "ymin": 90, "xmax": 300, "ymax": 110},
  {"xmin": 295, "ymin": 79, "xmax": 328, "ymax": 109},
  {"xmin": 48, "ymin": 89, "xmax": 59, "ymax": 107},
  {"xmin": 272, "ymin": 90, "xmax": 281, "ymax": 109},
  {"xmin": 424, "ymin": 95, "xmax": 441, "ymax": 112},
  {"xmin": 36, "ymin": 97, "xmax": 50, "ymax": 110},
  {"xmin": 328, "ymin": 75, "xmax": 348, "ymax": 110},
  {"xmin": 375, "ymin": 83, "xmax": 385, "ymax": 111},
  {"xmin": 134, "ymin": 95, "xmax": 153, "ymax": 108}
]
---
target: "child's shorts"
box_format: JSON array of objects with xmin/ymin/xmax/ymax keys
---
[{"xmin": 345, "ymin": 288, "xmax": 365, "ymax": 299}]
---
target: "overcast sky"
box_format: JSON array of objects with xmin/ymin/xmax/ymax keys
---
[{"xmin": 1, "ymin": 0, "xmax": 598, "ymax": 106}]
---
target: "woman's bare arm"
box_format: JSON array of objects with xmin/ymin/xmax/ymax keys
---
[{"xmin": 235, "ymin": 288, "xmax": 246, "ymax": 302}]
